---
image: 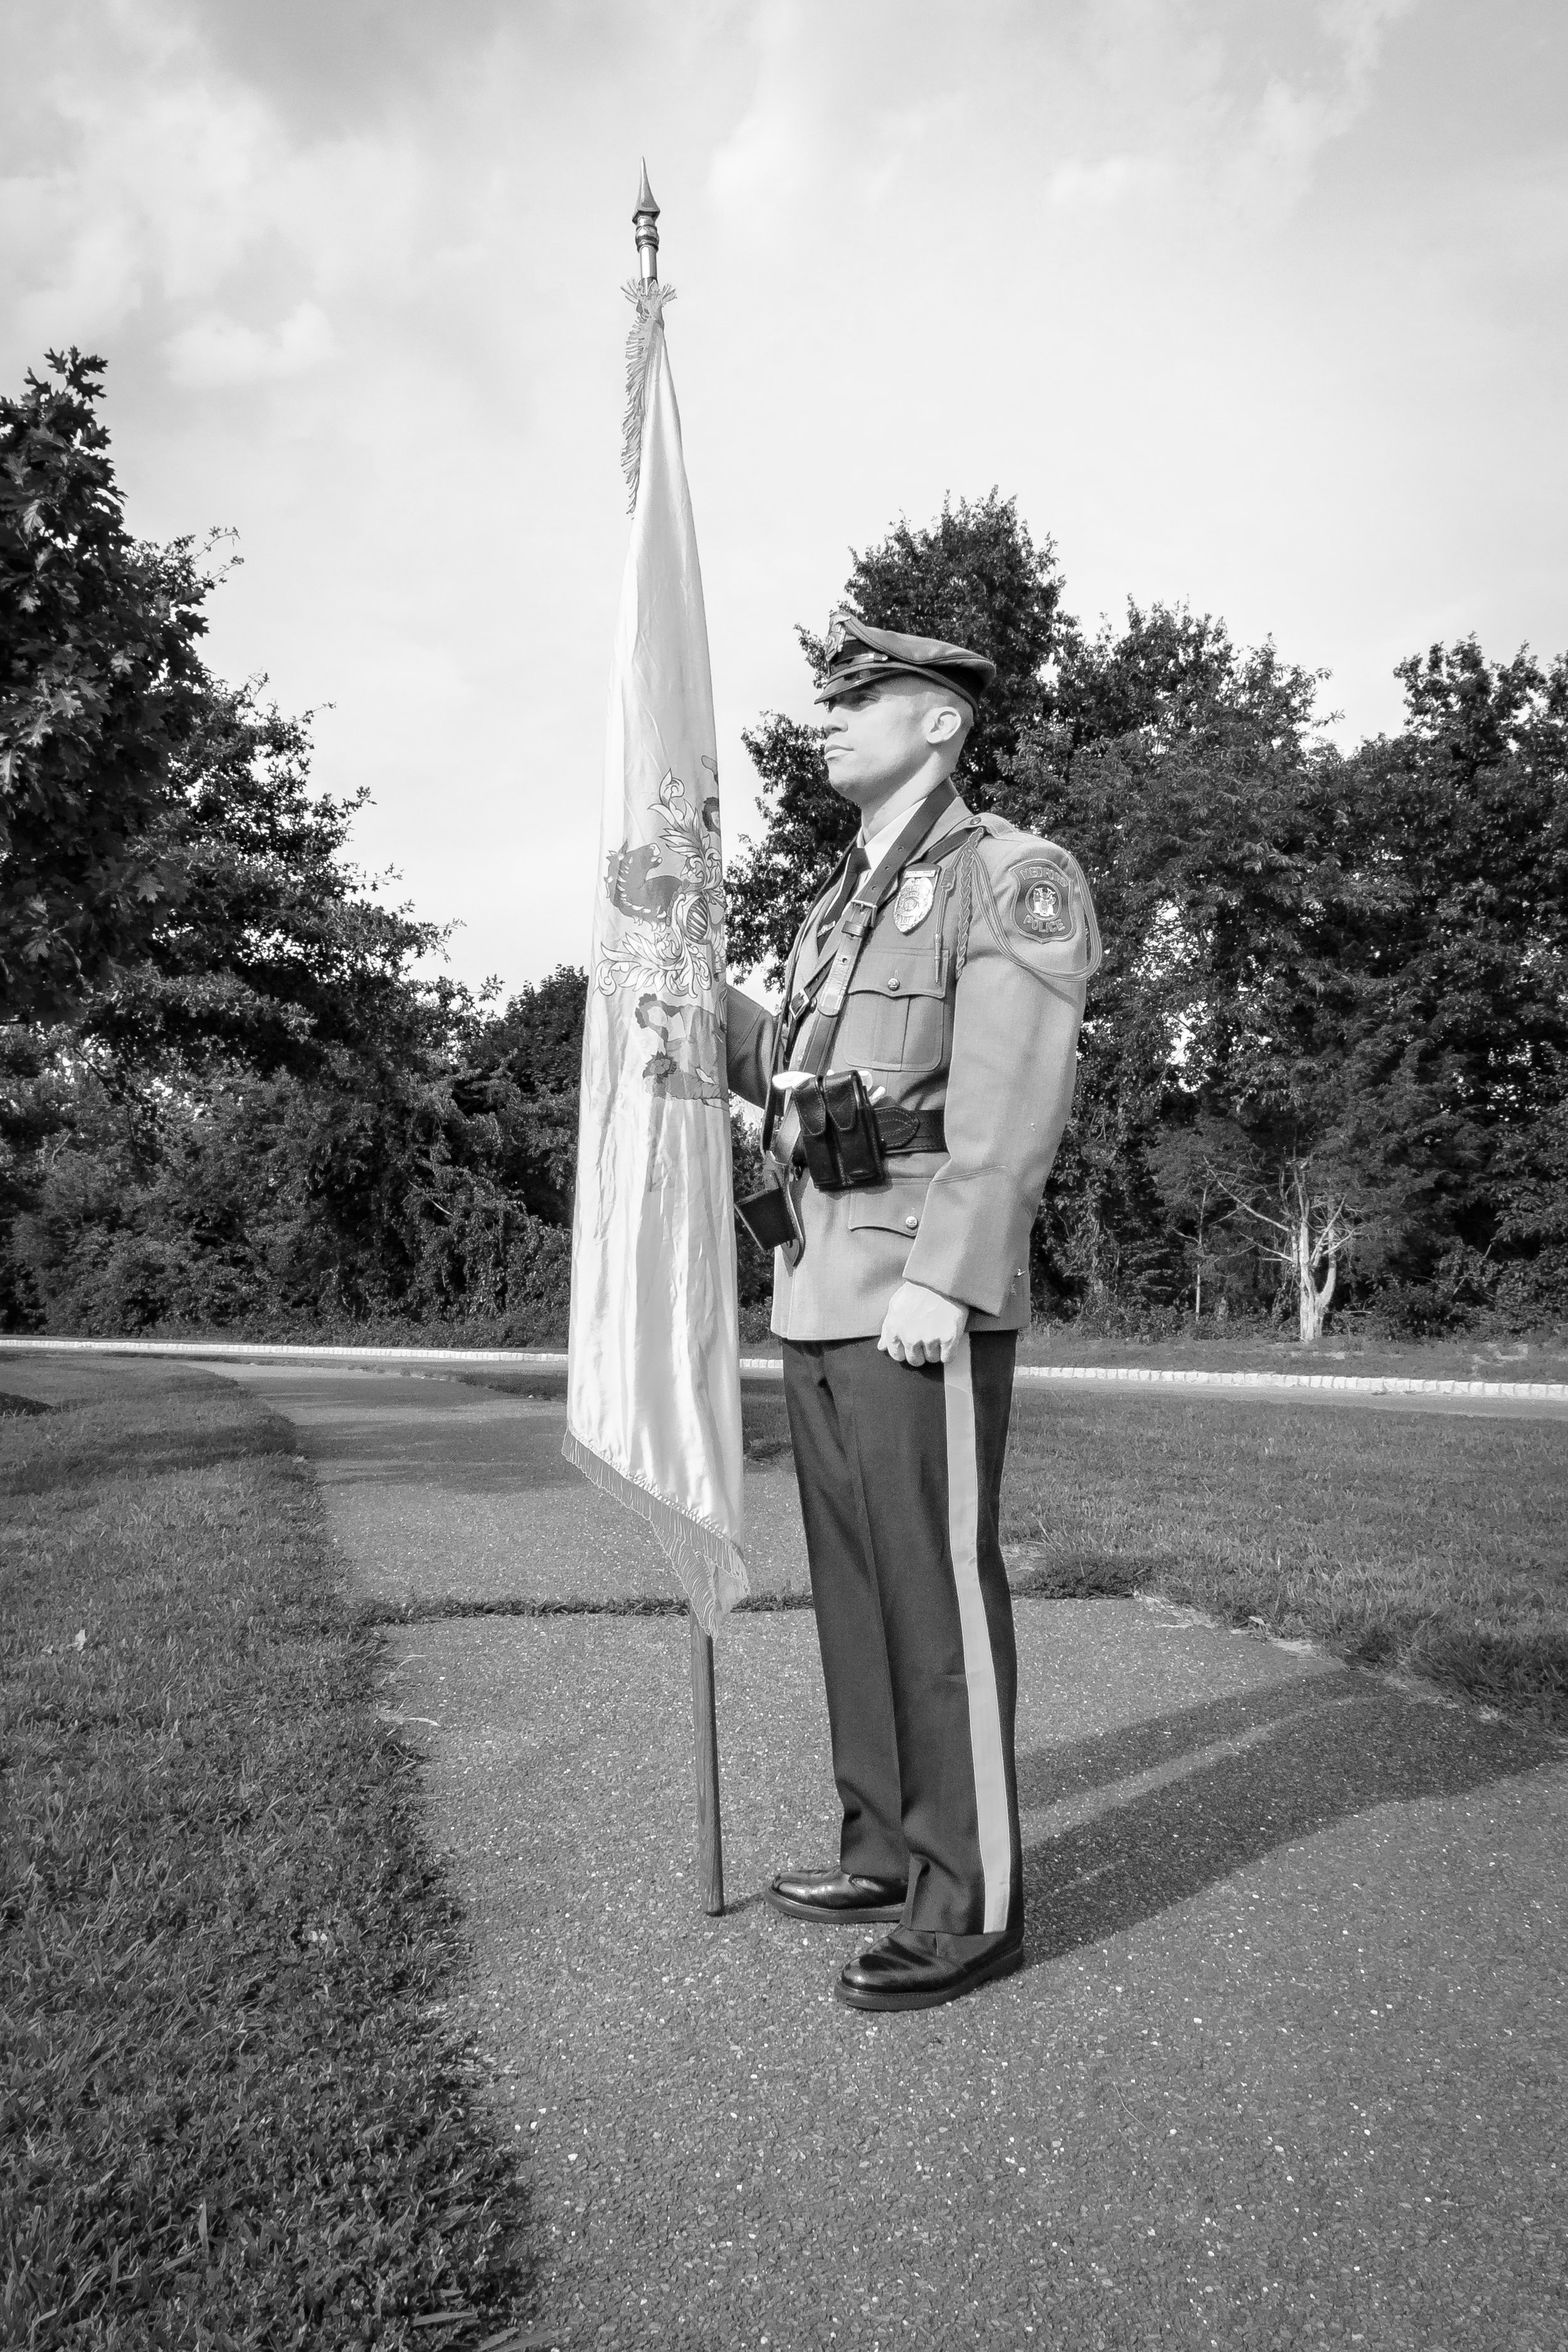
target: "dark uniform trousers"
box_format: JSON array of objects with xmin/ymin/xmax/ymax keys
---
[{"xmin": 783, "ymin": 1327, "xmax": 1022, "ymax": 1951}]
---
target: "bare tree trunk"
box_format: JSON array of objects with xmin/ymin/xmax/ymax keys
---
[
  {"xmin": 1297, "ymin": 1223, "xmax": 1337, "ymax": 1343},
  {"xmin": 1316, "ymin": 1253, "xmax": 1337, "ymax": 1329},
  {"xmin": 1296, "ymin": 1215, "xmax": 1311, "ymax": 1342}
]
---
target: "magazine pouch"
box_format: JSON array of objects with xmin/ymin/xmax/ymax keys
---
[
  {"xmin": 794, "ymin": 1077, "xmax": 840, "ymax": 1193},
  {"xmin": 792, "ymin": 1071, "xmax": 887, "ymax": 1194},
  {"xmin": 822, "ymin": 1069, "xmax": 887, "ymax": 1189}
]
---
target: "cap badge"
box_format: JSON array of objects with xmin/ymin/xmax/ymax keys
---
[
  {"xmin": 1013, "ymin": 861, "xmax": 1072, "ymax": 940},
  {"xmin": 893, "ymin": 867, "xmax": 938, "ymax": 933},
  {"xmin": 824, "ymin": 615, "xmax": 849, "ymax": 661}
]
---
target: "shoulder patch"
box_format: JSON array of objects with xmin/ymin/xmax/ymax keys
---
[
  {"xmin": 1010, "ymin": 859, "xmax": 1073, "ymax": 941},
  {"xmin": 967, "ymin": 837, "xmax": 1103, "ymax": 982}
]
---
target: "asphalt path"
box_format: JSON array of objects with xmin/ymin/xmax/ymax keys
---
[
  {"xmin": 213, "ymin": 1365, "xmax": 1565, "ymax": 2350},
  {"xmin": 213, "ymin": 1364, "xmax": 811, "ymax": 1608}
]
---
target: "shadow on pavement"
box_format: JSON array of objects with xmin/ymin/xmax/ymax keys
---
[{"xmin": 1018, "ymin": 1669, "xmax": 1557, "ymax": 1969}]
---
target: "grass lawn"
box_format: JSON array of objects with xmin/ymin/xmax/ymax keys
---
[
  {"xmin": 1, "ymin": 1360, "xmax": 529, "ymax": 2350},
  {"xmin": 1000, "ymin": 1389, "xmax": 1568, "ymax": 1729}
]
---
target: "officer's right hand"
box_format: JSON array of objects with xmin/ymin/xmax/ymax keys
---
[{"xmin": 878, "ymin": 1281, "xmax": 970, "ymax": 1368}]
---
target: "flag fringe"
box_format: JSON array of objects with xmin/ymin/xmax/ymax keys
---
[
  {"xmin": 620, "ymin": 278, "xmax": 675, "ymax": 514},
  {"xmin": 562, "ymin": 1426, "xmax": 747, "ymax": 1635}
]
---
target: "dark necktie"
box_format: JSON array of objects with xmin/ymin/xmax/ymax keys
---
[{"xmin": 815, "ymin": 842, "xmax": 869, "ymax": 946}]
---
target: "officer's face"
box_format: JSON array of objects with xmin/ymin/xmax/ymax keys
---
[{"xmin": 821, "ymin": 679, "xmax": 963, "ymax": 806}]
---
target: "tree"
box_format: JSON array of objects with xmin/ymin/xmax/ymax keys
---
[
  {"xmin": 835, "ymin": 491, "xmax": 1065, "ymax": 807},
  {"xmin": 996, "ymin": 603, "xmax": 1342, "ymax": 1321},
  {"xmin": 1325, "ymin": 638, "xmax": 1568, "ymax": 1313},
  {"xmin": 453, "ymin": 967, "xmax": 589, "ymax": 1227},
  {"xmin": 1147, "ymin": 1115, "xmax": 1244, "ymax": 1320},
  {"xmin": 728, "ymin": 493, "xmax": 1064, "ymax": 980},
  {"xmin": 0, "ymin": 349, "xmax": 781, "ymax": 1342},
  {"xmin": 1217, "ymin": 1157, "xmax": 1357, "ymax": 1342},
  {"xmin": 725, "ymin": 713, "xmax": 855, "ymax": 985},
  {"xmin": 82, "ymin": 680, "xmax": 453, "ymax": 1078},
  {"xmin": 1, "ymin": 351, "xmax": 214, "ymax": 1018},
  {"xmin": 11, "ymin": 347, "xmax": 1562, "ymax": 1342}
]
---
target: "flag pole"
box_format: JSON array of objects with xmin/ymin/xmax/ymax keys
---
[{"xmin": 633, "ymin": 160, "xmax": 726, "ymax": 1918}]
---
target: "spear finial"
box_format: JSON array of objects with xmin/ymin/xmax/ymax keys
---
[{"xmin": 633, "ymin": 160, "xmax": 660, "ymax": 284}]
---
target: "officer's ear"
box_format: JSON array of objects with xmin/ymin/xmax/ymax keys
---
[{"xmin": 921, "ymin": 698, "xmax": 970, "ymax": 750}]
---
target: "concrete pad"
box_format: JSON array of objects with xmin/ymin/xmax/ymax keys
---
[
  {"xmin": 214, "ymin": 1365, "xmax": 811, "ymax": 1608},
  {"xmin": 388, "ymin": 1602, "xmax": 1566, "ymax": 2350}
]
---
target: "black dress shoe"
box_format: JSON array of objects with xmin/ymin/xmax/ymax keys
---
[
  {"xmin": 766, "ymin": 1868, "xmax": 908, "ymax": 1924},
  {"xmin": 835, "ymin": 1928, "xmax": 1024, "ymax": 2011}
]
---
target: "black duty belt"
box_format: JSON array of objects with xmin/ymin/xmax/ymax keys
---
[
  {"xmin": 785, "ymin": 1101, "xmax": 945, "ymax": 1176},
  {"xmin": 736, "ymin": 1094, "xmax": 946, "ymax": 1261},
  {"xmin": 870, "ymin": 1104, "xmax": 946, "ymax": 1157},
  {"xmin": 786, "ymin": 1095, "xmax": 946, "ymax": 1182}
]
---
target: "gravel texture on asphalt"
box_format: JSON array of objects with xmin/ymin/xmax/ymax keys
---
[
  {"xmin": 210, "ymin": 1359, "xmax": 1567, "ymax": 2348},
  {"xmin": 391, "ymin": 1608, "xmax": 1565, "ymax": 2351}
]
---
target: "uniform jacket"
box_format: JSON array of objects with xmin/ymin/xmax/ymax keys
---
[{"xmin": 726, "ymin": 792, "xmax": 1101, "ymax": 1342}]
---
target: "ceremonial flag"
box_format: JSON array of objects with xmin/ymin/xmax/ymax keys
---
[{"xmin": 563, "ymin": 252, "xmax": 748, "ymax": 1636}]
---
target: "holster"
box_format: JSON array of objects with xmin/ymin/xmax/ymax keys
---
[
  {"xmin": 793, "ymin": 1071, "xmax": 888, "ymax": 1194},
  {"xmin": 734, "ymin": 1167, "xmax": 804, "ymax": 1266}
]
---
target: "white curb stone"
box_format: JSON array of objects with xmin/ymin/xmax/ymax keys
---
[{"xmin": 3, "ymin": 1333, "xmax": 1565, "ymax": 1402}]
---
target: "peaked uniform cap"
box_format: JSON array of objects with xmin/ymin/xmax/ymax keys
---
[{"xmin": 815, "ymin": 610, "xmax": 997, "ymax": 714}]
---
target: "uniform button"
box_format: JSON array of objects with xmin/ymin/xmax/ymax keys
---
[
  {"xmin": 886, "ymin": 975, "xmax": 901, "ymax": 991},
  {"xmin": 904, "ymin": 1214, "xmax": 919, "ymax": 1229}
]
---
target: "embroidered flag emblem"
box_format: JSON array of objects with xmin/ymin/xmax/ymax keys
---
[
  {"xmin": 893, "ymin": 867, "xmax": 938, "ymax": 933},
  {"xmin": 1012, "ymin": 861, "xmax": 1072, "ymax": 939}
]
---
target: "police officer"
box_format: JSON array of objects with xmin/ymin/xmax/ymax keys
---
[{"xmin": 726, "ymin": 611, "xmax": 1100, "ymax": 2013}]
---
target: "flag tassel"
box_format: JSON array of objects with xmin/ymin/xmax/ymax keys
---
[
  {"xmin": 620, "ymin": 279, "xmax": 674, "ymax": 514},
  {"xmin": 561, "ymin": 1428, "xmax": 746, "ymax": 1636}
]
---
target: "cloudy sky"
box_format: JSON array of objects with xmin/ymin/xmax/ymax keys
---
[{"xmin": 4, "ymin": 0, "xmax": 1565, "ymax": 995}]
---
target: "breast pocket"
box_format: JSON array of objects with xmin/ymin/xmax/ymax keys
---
[{"xmin": 839, "ymin": 955, "xmax": 949, "ymax": 1075}]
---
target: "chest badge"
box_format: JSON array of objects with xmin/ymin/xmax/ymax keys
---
[
  {"xmin": 1012, "ymin": 861, "xmax": 1073, "ymax": 940},
  {"xmin": 893, "ymin": 866, "xmax": 938, "ymax": 933}
]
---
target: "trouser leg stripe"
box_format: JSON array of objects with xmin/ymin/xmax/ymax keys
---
[{"xmin": 943, "ymin": 1333, "xmax": 1011, "ymax": 1933}]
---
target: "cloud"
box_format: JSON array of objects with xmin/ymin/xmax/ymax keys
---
[
  {"xmin": 709, "ymin": 100, "xmax": 810, "ymax": 213},
  {"xmin": 3, "ymin": 0, "xmax": 1562, "ymax": 999},
  {"xmin": 1226, "ymin": 0, "xmax": 1422, "ymax": 211},
  {"xmin": 1322, "ymin": 0, "xmax": 1422, "ymax": 88},
  {"xmin": 1047, "ymin": 154, "xmax": 1153, "ymax": 211},
  {"xmin": 165, "ymin": 300, "xmax": 333, "ymax": 389},
  {"xmin": 706, "ymin": 0, "xmax": 814, "ymax": 216}
]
